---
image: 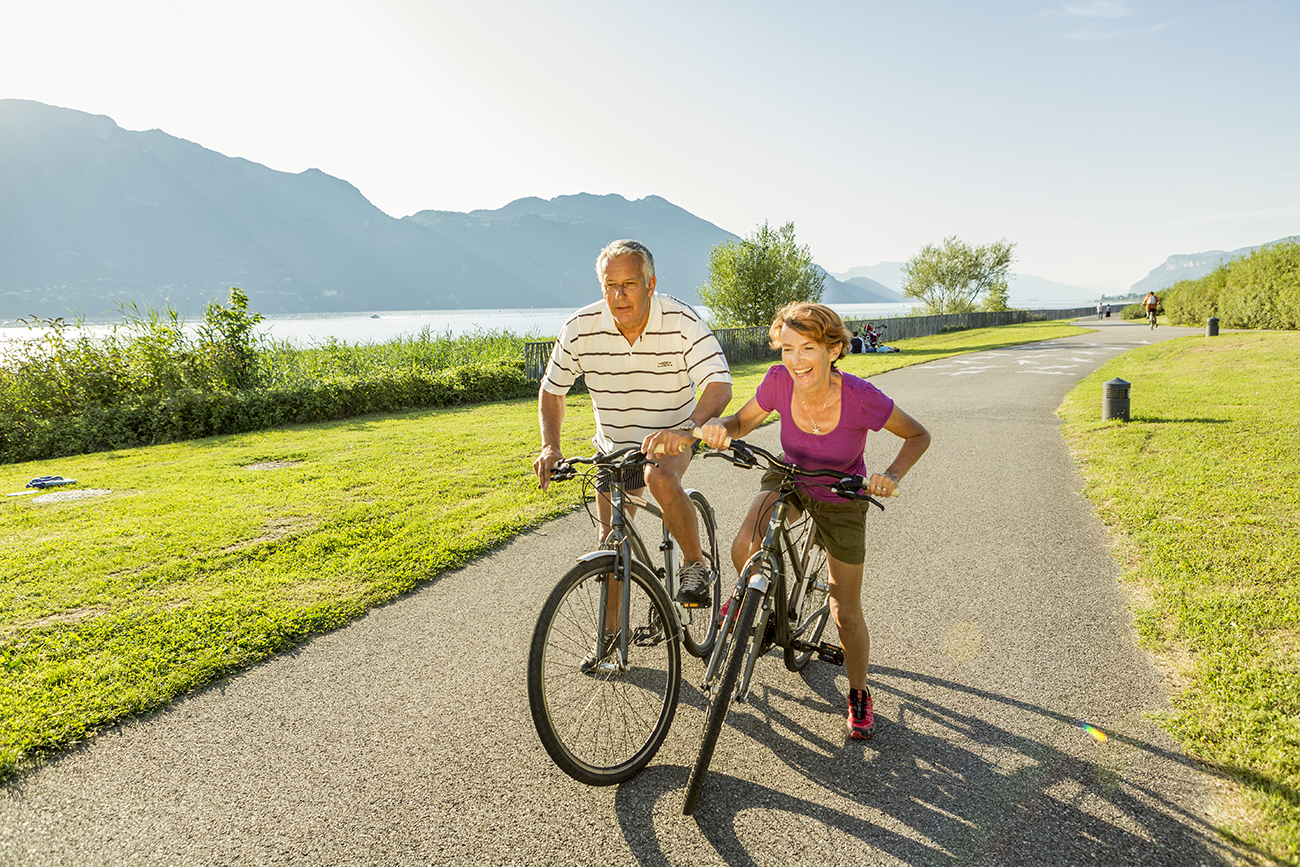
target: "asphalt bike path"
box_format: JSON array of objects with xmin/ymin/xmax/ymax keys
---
[{"xmin": 0, "ymin": 318, "xmax": 1252, "ymax": 866}]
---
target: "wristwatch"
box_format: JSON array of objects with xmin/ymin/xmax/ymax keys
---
[{"xmin": 678, "ymin": 420, "xmax": 699, "ymax": 433}]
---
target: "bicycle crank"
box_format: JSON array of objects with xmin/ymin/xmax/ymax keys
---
[{"xmin": 792, "ymin": 640, "xmax": 844, "ymax": 666}]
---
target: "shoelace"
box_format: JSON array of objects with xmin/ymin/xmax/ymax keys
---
[{"xmin": 849, "ymin": 689, "xmax": 871, "ymax": 720}]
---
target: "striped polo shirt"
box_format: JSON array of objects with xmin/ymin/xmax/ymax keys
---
[{"xmin": 541, "ymin": 293, "xmax": 732, "ymax": 453}]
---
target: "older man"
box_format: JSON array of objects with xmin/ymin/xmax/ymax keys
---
[{"xmin": 534, "ymin": 239, "xmax": 732, "ymax": 608}]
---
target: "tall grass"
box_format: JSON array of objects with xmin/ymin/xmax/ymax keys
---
[
  {"xmin": 258, "ymin": 325, "xmax": 530, "ymax": 387},
  {"xmin": 0, "ymin": 291, "xmax": 541, "ymax": 463}
]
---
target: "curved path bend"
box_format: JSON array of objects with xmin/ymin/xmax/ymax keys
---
[{"xmin": 1, "ymin": 318, "xmax": 1252, "ymax": 866}]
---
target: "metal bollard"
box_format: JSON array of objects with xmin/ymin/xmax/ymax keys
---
[
  {"xmin": 1207, "ymin": 317, "xmax": 1219, "ymax": 337},
  {"xmin": 1102, "ymin": 378, "xmax": 1130, "ymax": 421}
]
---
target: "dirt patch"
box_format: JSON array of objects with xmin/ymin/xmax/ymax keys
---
[
  {"xmin": 221, "ymin": 516, "xmax": 319, "ymax": 553},
  {"xmin": 244, "ymin": 460, "xmax": 304, "ymax": 471},
  {"xmin": 4, "ymin": 606, "xmax": 108, "ymax": 637},
  {"xmin": 32, "ymin": 489, "xmax": 112, "ymax": 504}
]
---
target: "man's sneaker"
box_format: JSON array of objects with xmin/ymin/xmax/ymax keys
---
[
  {"xmin": 847, "ymin": 687, "xmax": 875, "ymax": 739},
  {"xmin": 580, "ymin": 631, "xmax": 619, "ymax": 674},
  {"xmin": 675, "ymin": 561, "xmax": 712, "ymax": 608}
]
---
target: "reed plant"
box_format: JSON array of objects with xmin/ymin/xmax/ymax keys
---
[{"xmin": 0, "ymin": 292, "xmax": 541, "ymax": 463}]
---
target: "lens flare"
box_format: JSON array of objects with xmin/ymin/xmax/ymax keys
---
[{"xmin": 1078, "ymin": 722, "xmax": 1108, "ymax": 743}]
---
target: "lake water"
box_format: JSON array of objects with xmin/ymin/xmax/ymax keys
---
[{"xmin": 1, "ymin": 302, "xmax": 917, "ymax": 348}]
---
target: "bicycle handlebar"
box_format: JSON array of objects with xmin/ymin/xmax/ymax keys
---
[
  {"xmin": 548, "ymin": 446, "xmax": 650, "ymax": 483},
  {"xmin": 698, "ymin": 436, "xmax": 893, "ymax": 507}
]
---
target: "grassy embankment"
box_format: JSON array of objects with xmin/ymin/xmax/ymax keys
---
[
  {"xmin": 1060, "ymin": 331, "xmax": 1300, "ymax": 865},
  {"xmin": 0, "ymin": 319, "xmax": 1083, "ymax": 780}
]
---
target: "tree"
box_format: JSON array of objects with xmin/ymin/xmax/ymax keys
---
[
  {"xmin": 699, "ymin": 221, "xmax": 825, "ymax": 327},
  {"xmin": 902, "ymin": 236, "xmax": 1016, "ymax": 315},
  {"xmin": 197, "ymin": 287, "xmax": 265, "ymax": 389}
]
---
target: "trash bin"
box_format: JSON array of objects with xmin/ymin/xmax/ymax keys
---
[
  {"xmin": 1207, "ymin": 317, "xmax": 1219, "ymax": 337},
  {"xmin": 1102, "ymin": 378, "xmax": 1130, "ymax": 421}
]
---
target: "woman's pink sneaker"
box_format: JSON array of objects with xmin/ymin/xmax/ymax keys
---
[{"xmin": 847, "ymin": 687, "xmax": 874, "ymax": 739}]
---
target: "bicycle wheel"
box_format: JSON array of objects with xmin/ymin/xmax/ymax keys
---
[
  {"xmin": 679, "ymin": 489, "xmax": 722, "ymax": 659},
  {"xmin": 528, "ymin": 553, "xmax": 681, "ymax": 786},
  {"xmin": 786, "ymin": 539, "xmax": 831, "ymax": 671},
  {"xmin": 682, "ymin": 581, "xmax": 764, "ymax": 815}
]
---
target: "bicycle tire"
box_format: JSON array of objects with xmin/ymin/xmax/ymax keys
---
[
  {"xmin": 682, "ymin": 582, "xmax": 763, "ymax": 815},
  {"xmin": 679, "ymin": 489, "xmax": 721, "ymax": 659},
  {"xmin": 528, "ymin": 553, "xmax": 681, "ymax": 786},
  {"xmin": 786, "ymin": 541, "xmax": 831, "ymax": 671}
]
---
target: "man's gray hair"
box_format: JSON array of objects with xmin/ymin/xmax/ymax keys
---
[{"xmin": 595, "ymin": 239, "xmax": 656, "ymax": 285}]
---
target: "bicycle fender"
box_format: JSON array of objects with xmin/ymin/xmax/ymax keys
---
[{"xmin": 574, "ymin": 550, "xmax": 618, "ymax": 567}]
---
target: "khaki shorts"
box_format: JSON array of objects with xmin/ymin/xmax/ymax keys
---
[{"xmin": 760, "ymin": 469, "xmax": 869, "ymax": 566}]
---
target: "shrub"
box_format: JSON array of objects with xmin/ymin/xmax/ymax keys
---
[
  {"xmin": 1163, "ymin": 240, "xmax": 1300, "ymax": 330},
  {"xmin": 0, "ymin": 361, "xmax": 533, "ymax": 464},
  {"xmin": 0, "ymin": 292, "xmax": 540, "ymax": 463}
]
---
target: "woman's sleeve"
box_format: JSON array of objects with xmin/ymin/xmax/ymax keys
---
[{"xmin": 755, "ymin": 365, "xmax": 782, "ymax": 413}]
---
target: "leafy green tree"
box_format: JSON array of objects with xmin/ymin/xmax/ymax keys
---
[
  {"xmin": 699, "ymin": 221, "xmax": 825, "ymax": 327},
  {"xmin": 903, "ymin": 236, "xmax": 1016, "ymax": 315},
  {"xmin": 197, "ymin": 287, "xmax": 265, "ymax": 389}
]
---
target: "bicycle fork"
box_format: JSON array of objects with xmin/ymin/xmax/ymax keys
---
[{"xmin": 700, "ymin": 553, "xmax": 776, "ymax": 706}]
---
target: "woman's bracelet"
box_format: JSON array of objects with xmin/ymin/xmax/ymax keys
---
[{"xmin": 881, "ymin": 471, "xmax": 901, "ymax": 484}]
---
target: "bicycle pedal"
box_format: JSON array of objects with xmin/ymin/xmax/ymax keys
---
[{"xmin": 816, "ymin": 642, "xmax": 844, "ymax": 666}]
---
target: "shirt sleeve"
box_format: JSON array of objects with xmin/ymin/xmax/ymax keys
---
[
  {"xmin": 852, "ymin": 378, "xmax": 894, "ymax": 431},
  {"xmin": 755, "ymin": 365, "xmax": 784, "ymax": 413},
  {"xmin": 681, "ymin": 317, "xmax": 731, "ymax": 389},
  {"xmin": 540, "ymin": 318, "xmax": 582, "ymax": 396}
]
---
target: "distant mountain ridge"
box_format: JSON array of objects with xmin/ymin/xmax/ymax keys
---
[
  {"xmin": 1130, "ymin": 236, "xmax": 1300, "ymax": 294},
  {"xmin": 9, "ymin": 99, "xmax": 1279, "ymax": 321},
  {"xmin": 832, "ymin": 263, "xmax": 1113, "ymax": 307},
  {"xmin": 0, "ymin": 99, "xmax": 867, "ymax": 319}
]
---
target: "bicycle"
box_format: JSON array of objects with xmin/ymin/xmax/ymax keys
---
[
  {"xmin": 1147, "ymin": 308, "xmax": 1158, "ymax": 329},
  {"xmin": 682, "ymin": 437, "xmax": 886, "ymax": 815},
  {"xmin": 527, "ymin": 446, "xmax": 722, "ymax": 785}
]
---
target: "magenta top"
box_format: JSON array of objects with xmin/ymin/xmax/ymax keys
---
[{"xmin": 755, "ymin": 365, "xmax": 895, "ymax": 502}]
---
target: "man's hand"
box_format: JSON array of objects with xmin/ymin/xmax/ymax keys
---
[
  {"xmin": 534, "ymin": 444, "xmax": 565, "ymax": 491},
  {"xmin": 642, "ymin": 428, "xmax": 694, "ymax": 457}
]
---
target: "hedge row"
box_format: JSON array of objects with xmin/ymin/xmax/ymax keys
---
[
  {"xmin": 1163, "ymin": 239, "xmax": 1300, "ymax": 330},
  {"xmin": 0, "ymin": 360, "xmax": 534, "ymax": 464}
]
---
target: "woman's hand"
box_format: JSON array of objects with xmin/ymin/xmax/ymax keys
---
[
  {"xmin": 698, "ymin": 418, "xmax": 731, "ymax": 449},
  {"xmin": 867, "ymin": 471, "xmax": 901, "ymax": 499}
]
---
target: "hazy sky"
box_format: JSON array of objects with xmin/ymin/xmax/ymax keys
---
[{"xmin": 3, "ymin": 0, "xmax": 1297, "ymax": 289}]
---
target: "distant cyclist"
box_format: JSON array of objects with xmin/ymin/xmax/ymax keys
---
[
  {"xmin": 534, "ymin": 239, "xmax": 732, "ymax": 610},
  {"xmin": 699, "ymin": 302, "xmax": 930, "ymax": 740},
  {"xmin": 1143, "ymin": 291, "xmax": 1160, "ymax": 329}
]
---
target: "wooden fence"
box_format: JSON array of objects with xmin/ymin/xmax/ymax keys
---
[{"xmin": 524, "ymin": 306, "xmax": 1097, "ymax": 381}]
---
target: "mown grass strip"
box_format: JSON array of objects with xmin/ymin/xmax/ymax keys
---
[
  {"xmin": 1059, "ymin": 331, "xmax": 1300, "ymax": 865},
  {"xmin": 0, "ymin": 319, "xmax": 1085, "ymax": 779}
]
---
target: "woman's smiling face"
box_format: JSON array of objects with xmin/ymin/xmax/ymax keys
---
[{"xmin": 779, "ymin": 324, "xmax": 840, "ymax": 390}]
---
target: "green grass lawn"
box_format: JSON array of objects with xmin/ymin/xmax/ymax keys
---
[
  {"xmin": 0, "ymin": 319, "xmax": 1083, "ymax": 779},
  {"xmin": 1059, "ymin": 331, "xmax": 1300, "ymax": 865}
]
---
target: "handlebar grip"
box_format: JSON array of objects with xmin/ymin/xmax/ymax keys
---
[
  {"xmin": 651, "ymin": 426, "xmax": 732, "ymax": 454},
  {"xmin": 693, "ymin": 427, "xmax": 731, "ymax": 449}
]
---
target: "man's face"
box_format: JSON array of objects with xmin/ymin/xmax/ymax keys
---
[{"xmin": 602, "ymin": 255, "xmax": 656, "ymax": 337}]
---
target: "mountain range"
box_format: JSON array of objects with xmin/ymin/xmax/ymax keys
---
[
  {"xmin": 0, "ymin": 100, "xmax": 894, "ymax": 320},
  {"xmin": 1130, "ymin": 236, "xmax": 1299, "ymax": 295},
  {"xmin": 5, "ymin": 98, "xmax": 1272, "ymax": 321}
]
